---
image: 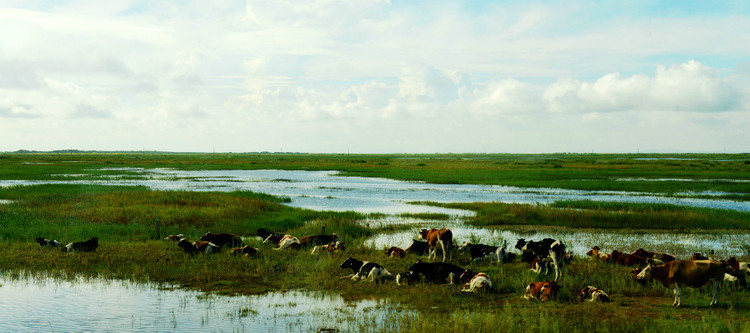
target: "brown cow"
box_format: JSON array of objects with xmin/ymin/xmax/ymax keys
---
[
  {"xmin": 524, "ymin": 281, "xmax": 561, "ymax": 301},
  {"xmin": 632, "ymin": 248, "xmax": 676, "ymax": 262},
  {"xmin": 610, "ymin": 250, "xmax": 647, "ymax": 266},
  {"xmin": 418, "ymin": 228, "xmax": 453, "ymax": 262},
  {"xmin": 231, "ymin": 245, "xmax": 260, "ymax": 256},
  {"xmin": 636, "ymin": 260, "xmax": 727, "ymax": 307},
  {"xmin": 385, "ymin": 246, "xmax": 407, "ymax": 258}
]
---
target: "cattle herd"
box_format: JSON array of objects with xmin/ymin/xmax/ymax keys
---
[{"xmin": 35, "ymin": 226, "xmax": 750, "ymax": 307}]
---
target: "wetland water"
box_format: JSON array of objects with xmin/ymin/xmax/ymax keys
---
[
  {"xmin": 2, "ymin": 168, "xmax": 749, "ymax": 214},
  {"xmin": 0, "ymin": 274, "xmax": 409, "ymax": 332}
]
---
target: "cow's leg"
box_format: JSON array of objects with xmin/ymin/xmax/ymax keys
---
[
  {"xmin": 710, "ymin": 279, "xmax": 720, "ymax": 306},
  {"xmin": 673, "ymin": 285, "xmax": 682, "ymax": 307},
  {"xmin": 438, "ymin": 240, "xmax": 446, "ymax": 262}
]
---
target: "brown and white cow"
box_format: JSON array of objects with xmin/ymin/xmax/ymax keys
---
[
  {"xmin": 418, "ymin": 228, "xmax": 453, "ymax": 262},
  {"xmin": 636, "ymin": 260, "xmax": 727, "ymax": 307},
  {"xmin": 385, "ymin": 246, "xmax": 407, "ymax": 258},
  {"xmin": 163, "ymin": 234, "xmax": 184, "ymax": 241},
  {"xmin": 459, "ymin": 269, "xmax": 492, "ymax": 293},
  {"xmin": 585, "ymin": 246, "xmax": 611, "ymax": 261},
  {"xmin": 274, "ymin": 235, "xmax": 301, "ymax": 250},
  {"xmin": 311, "ymin": 241, "xmax": 344, "ymax": 254},
  {"xmin": 578, "ymin": 286, "xmax": 610, "ymax": 302},
  {"xmin": 610, "ymin": 250, "xmax": 648, "ymax": 267},
  {"xmin": 231, "ymin": 245, "xmax": 260, "ymax": 256},
  {"xmin": 524, "ymin": 281, "xmax": 561, "ymax": 301},
  {"xmin": 177, "ymin": 239, "xmax": 219, "ymax": 255}
]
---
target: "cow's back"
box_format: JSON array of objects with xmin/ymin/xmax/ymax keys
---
[{"xmin": 670, "ymin": 260, "xmax": 726, "ymax": 288}]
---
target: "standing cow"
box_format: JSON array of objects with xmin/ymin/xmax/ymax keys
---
[{"xmin": 418, "ymin": 228, "xmax": 453, "ymax": 262}]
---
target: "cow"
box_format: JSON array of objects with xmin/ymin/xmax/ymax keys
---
[
  {"xmin": 177, "ymin": 239, "xmax": 219, "ymax": 255},
  {"xmin": 200, "ymin": 232, "xmax": 243, "ymax": 248},
  {"xmin": 311, "ymin": 241, "xmax": 344, "ymax": 254},
  {"xmin": 403, "ymin": 240, "xmax": 429, "ymax": 255},
  {"xmin": 529, "ymin": 256, "xmax": 552, "ymax": 274},
  {"xmin": 458, "ymin": 241, "xmax": 503, "ymax": 263},
  {"xmin": 339, "ymin": 257, "xmax": 391, "ymax": 283},
  {"xmin": 163, "ymin": 234, "xmax": 184, "ymax": 241},
  {"xmin": 275, "ymin": 235, "xmax": 301, "ymax": 250},
  {"xmin": 257, "ymin": 228, "xmax": 284, "ymax": 245},
  {"xmin": 610, "ymin": 250, "xmax": 648, "ymax": 267},
  {"xmin": 400, "ymin": 260, "xmax": 465, "ymax": 285},
  {"xmin": 521, "ymin": 239, "xmax": 566, "ymax": 281},
  {"xmin": 524, "ymin": 281, "xmax": 561, "ymax": 301},
  {"xmin": 385, "ymin": 247, "xmax": 407, "ymax": 258},
  {"xmin": 300, "ymin": 233, "xmax": 338, "ymax": 247},
  {"xmin": 35, "ymin": 237, "xmax": 61, "ymax": 247},
  {"xmin": 231, "ymin": 245, "xmax": 260, "ymax": 256},
  {"xmin": 459, "ymin": 270, "xmax": 492, "ymax": 293},
  {"xmin": 578, "ymin": 286, "xmax": 610, "ymax": 302},
  {"xmin": 726, "ymin": 257, "xmax": 750, "ymax": 276},
  {"xmin": 418, "ymin": 228, "xmax": 453, "ymax": 262},
  {"xmin": 636, "ymin": 260, "xmax": 727, "ymax": 307},
  {"xmin": 631, "ymin": 248, "xmax": 676, "ymax": 262},
  {"xmin": 585, "ymin": 246, "xmax": 611, "ymax": 261},
  {"xmin": 62, "ymin": 237, "xmax": 99, "ymax": 252}
]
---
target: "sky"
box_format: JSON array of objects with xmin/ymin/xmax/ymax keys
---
[{"xmin": 1, "ymin": 0, "xmax": 749, "ymax": 153}]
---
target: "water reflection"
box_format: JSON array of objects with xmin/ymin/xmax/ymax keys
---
[
  {"xmin": 1, "ymin": 168, "xmax": 749, "ymax": 214},
  {"xmin": 0, "ymin": 273, "xmax": 408, "ymax": 332}
]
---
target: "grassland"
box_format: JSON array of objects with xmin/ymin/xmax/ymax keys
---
[{"xmin": 1, "ymin": 152, "xmax": 750, "ymax": 332}]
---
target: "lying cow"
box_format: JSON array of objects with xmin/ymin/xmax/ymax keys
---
[
  {"xmin": 632, "ymin": 248, "xmax": 676, "ymax": 262},
  {"xmin": 398, "ymin": 260, "xmax": 465, "ymax": 285},
  {"xmin": 459, "ymin": 269, "xmax": 492, "ymax": 292},
  {"xmin": 405, "ymin": 240, "xmax": 430, "ymax": 255},
  {"xmin": 585, "ymin": 246, "xmax": 611, "ymax": 261},
  {"xmin": 274, "ymin": 235, "xmax": 301, "ymax": 250},
  {"xmin": 35, "ymin": 237, "xmax": 61, "ymax": 247},
  {"xmin": 458, "ymin": 241, "xmax": 505, "ymax": 263},
  {"xmin": 311, "ymin": 241, "xmax": 344, "ymax": 254},
  {"xmin": 177, "ymin": 239, "xmax": 219, "ymax": 255},
  {"xmin": 231, "ymin": 245, "xmax": 260, "ymax": 256},
  {"xmin": 257, "ymin": 228, "xmax": 285, "ymax": 245},
  {"xmin": 62, "ymin": 237, "xmax": 99, "ymax": 252},
  {"xmin": 524, "ymin": 281, "xmax": 561, "ymax": 301},
  {"xmin": 300, "ymin": 233, "xmax": 338, "ymax": 247},
  {"xmin": 163, "ymin": 234, "xmax": 185, "ymax": 241},
  {"xmin": 340, "ymin": 257, "xmax": 391, "ymax": 283},
  {"xmin": 610, "ymin": 250, "xmax": 648, "ymax": 267},
  {"xmin": 200, "ymin": 232, "xmax": 243, "ymax": 247},
  {"xmin": 418, "ymin": 228, "xmax": 453, "ymax": 262},
  {"xmin": 636, "ymin": 260, "xmax": 726, "ymax": 307},
  {"xmin": 520, "ymin": 238, "xmax": 566, "ymax": 281},
  {"xmin": 385, "ymin": 246, "xmax": 407, "ymax": 258},
  {"xmin": 578, "ymin": 286, "xmax": 610, "ymax": 302}
]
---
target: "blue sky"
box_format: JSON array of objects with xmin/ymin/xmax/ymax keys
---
[{"xmin": 1, "ymin": 0, "xmax": 748, "ymax": 153}]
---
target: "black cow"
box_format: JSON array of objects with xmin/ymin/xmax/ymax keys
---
[{"xmin": 402, "ymin": 260, "xmax": 465, "ymax": 284}]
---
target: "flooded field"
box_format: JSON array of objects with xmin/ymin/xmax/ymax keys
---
[
  {"xmin": 0, "ymin": 273, "xmax": 410, "ymax": 332},
  {"xmin": 1, "ymin": 168, "xmax": 749, "ymax": 214}
]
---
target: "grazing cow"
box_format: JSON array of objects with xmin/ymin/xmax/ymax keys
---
[
  {"xmin": 340, "ymin": 257, "xmax": 391, "ymax": 283},
  {"xmin": 200, "ymin": 232, "xmax": 243, "ymax": 248},
  {"xmin": 521, "ymin": 239, "xmax": 566, "ymax": 281},
  {"xmin": 177, "ymin": 239, "xmax": 219, "ymax": 255},
  {"xmin": 163, "ymin": 234, "xmax": 184, "ymax": 241},
  {"xmin": 62, "ymin": 237, "xmax": 99, "ymax": 252},
  {"xmin": 459, "ymin": 270, "xmax": 492, "ymax": 292},
  {"xmin": 632, "ymin": 248, "xmax": 676, "ymax": 263},
  {"xmin": 402, "ymin": 260, "xmax": 465, "ymax": 285},
  {"xmin": 300, "ymin": 233, "xmax": 338, "ymax": 247},
  {"xmin": 231, "ymin": 245, "xmax": 260, "ymax": 256},
  {"xmin": 636, "ymin": 260, "xmax": 727, "ymax": 307},
  {"xmin": 578, "ymin": 286, "xmax": 610, "ymax": 302},
  {"xmin": 418, "ymin": 228, "xmax": 453, "ymax": 262},
  {"xmin": 458, "ymin": 241, "xmax": 503, "ymax": 263},
  {"xmin": 610, "ymin": 250, "xmax": 648, "ymax": 267},
  {"xmin": 35, "ymin": 237, "xmax": 61, "ymax": 247},
  {"xmin": 275, "ymin": 235, "xmax": 301, "ymax": 250},
  {"xmin": 524, "ymin": 281, "xmax": 561, "ymax": 301},
  {"xmin": 385, "ymin": 247, "xmax": 407, "ymax": 258},
  {"xmin": 311, "ymin": 241, "xmax": 344, "ymax": 254}
]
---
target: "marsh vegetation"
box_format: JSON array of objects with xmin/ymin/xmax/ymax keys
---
[{"xmin": 1, "ymin": 153, "xmax": 749, "ymax": 332}]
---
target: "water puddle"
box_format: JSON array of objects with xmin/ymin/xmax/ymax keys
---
[
  {"xmin": 1, "ymin": 168, "xmax": 749, "ymax": 214},
  {"xmin": 365, "ymin": 226, "xmax": 750, "ymax": 260},
  {"xmin": 0, "ymin": 273, "xmax": 410, "ymax": 332}
]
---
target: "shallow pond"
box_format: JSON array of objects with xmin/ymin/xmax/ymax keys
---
[
  {"xmin": 2, "ymin": 168, "xmax": 749, "ymax": 214},
  {"xmin": 0, "ymin": 273, "xmax": 410, "ymax": 332},
  {"xmin": 365, "ymin": 225, "xmax": 750, "ymax": 260}
]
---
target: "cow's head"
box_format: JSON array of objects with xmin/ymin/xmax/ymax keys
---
[
  {"xmin": 725, "ymin": 257, "xmax": 740, "ymax": 273},
  {"xmin": 459, "ymin": 269, "xmax": 476, "ymax": 284},
  {"xmin": 340, "ymin": 257, "xmax": 356, "ymax": 269},
  {"xmin": 418, "ymin": 229, "xmax": 428, "ymax": 240},
  {"xmin": 586, "ymin": 246, "xmax": 600, "ymax": 257},
  {"xmin": 539, "ymin": 281, "xmax": 560, "ymax": 301},
  {"xmin": 458, "ymin": 241, "xmax": 472, "ymax": 253},
  {"xmin": 514, "ymin": 239, "xmax": 526, "ymax": 251}
]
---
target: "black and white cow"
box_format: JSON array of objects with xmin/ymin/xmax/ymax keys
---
[
  {"xmin": 35, "ymin": 237, "xmax": 61, "ymax": 247},
  {"xmin": 397, "ymin": 260, "xmax": 465, "ymax": 285},
  {"xmin": 518, "ymin": 238, "xmax": 566, "ymax": 281},
  {"xmin": 340, "ymin": 257, "xmax": 392, "ymax": 283}
]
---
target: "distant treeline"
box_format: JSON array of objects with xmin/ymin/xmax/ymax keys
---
[{"xmin": 7, "ymin": 150, "xmax": 308, "ymax": 155}]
